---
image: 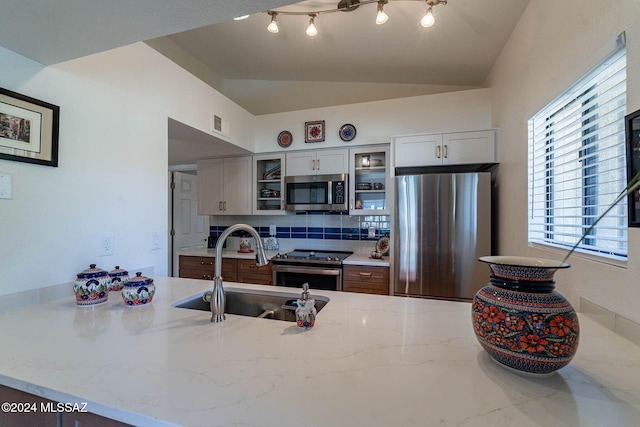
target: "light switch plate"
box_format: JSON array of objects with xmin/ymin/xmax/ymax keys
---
[
  {"xmin": 0, "ymin": 173, "xmax": 13, "ymax": 199},
  {"xmin": 151, "ymin": 231, "xmax": 161, "ymax": 250}
]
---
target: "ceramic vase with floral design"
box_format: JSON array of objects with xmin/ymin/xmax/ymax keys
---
[
  {"xmin": 471, "ymin": 256, "xmax": 579, "ymax": 375},
  {"xmin": 74, "ymin": 264, "xmax": 111, "ymax": 306},
  {"xmin": 121, "ymin": 272, "xmax": 155, "ymax": 306},
  {"xmin": 108, "ymin": 266, "xmax": 129, "ymax": 291}
]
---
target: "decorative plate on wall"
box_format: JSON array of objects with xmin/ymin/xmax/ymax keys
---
[
  {"xmin": 277, "ymin": 130, "xmax": 293, "ymax": 148},
  {"xmin": 339, "ymin": 123, "xmax": 357, "ymax": 142},
  {"xmin": 376, "ymin": 236, "xmax": 390, "ymax": 256}
]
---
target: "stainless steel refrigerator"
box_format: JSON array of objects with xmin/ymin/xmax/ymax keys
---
[{"xmin": 394, "ymin": 167, "xmax": 493, "ymax": 300}]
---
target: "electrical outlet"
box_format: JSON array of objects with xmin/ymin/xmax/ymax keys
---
[
  {"xmin": 368, "ymin": 227, "xmax": 376, "ymax": 238},
  {"xmin": 269, "ymin": 224, "xmax": 277, "ymax": 236},
  {"xmin": 0, "ymin": 173, "xmax": 12, "ymax": 199},
  {"xmin": 151, "ymin": 231, "xmax": 161, "ymax": 250},
  {"xmin": 100, "ymin": 235, "xmax": 114, "ymax": 256}
]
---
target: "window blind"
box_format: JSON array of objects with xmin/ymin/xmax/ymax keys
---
[{"xmin": 528, "ymin": 47, "xmax": 627, "ymax": 260}]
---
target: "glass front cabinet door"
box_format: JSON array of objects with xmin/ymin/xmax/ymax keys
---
[
  {"xmin": 253, "ymin": 154, "xmax": 285, "ymax": 215},
  {"xmin": 349, "ymin": 146, "xmax": 390, "ymax": 215}
]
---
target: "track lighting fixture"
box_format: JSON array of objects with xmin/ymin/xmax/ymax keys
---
[
  {"xmin": 267, "ymin": 11, "xmax": 279, "ymax": 33},
  {"xmin": 421, "ymin": 6, "xmax": 435, "ymax": 27},
  {"xmin": 376, "ymin": 1, "xmax": 389, "ymax": 25},
  {"xmin": 306, "ymin": 14, "xmax": 318, "ymax": 36},
  {"xmin": 256, "ymin": 0, "xmax": 446, "ymax": 37}
]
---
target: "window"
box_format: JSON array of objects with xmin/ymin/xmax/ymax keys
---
[{"xmin": 528, "ymin": 47, "xmax": 627, "ymax": 261}]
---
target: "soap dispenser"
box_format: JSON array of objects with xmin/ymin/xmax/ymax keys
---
[{"xmin": 296, "ymin": 283, "xmax": 317, "ymax": 329}]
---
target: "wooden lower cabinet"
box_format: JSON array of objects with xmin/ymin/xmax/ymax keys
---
[
  {"xmin": 237, "ymin": 258, "xmax": 272, "ymax": 285},
  {"xmin": 0, "ymin": 384, "xmax": 132, "ymax": 427},
  {"xmin": 179, "ymin": 256, "xmax": 272, "ymax": 285},
  {"xmin": 343, "ymin": 264, "xmax": 390, "ymax": 295},
  {"xmin": 179, "ymin": 256, "xmax": 237, "ymax": 281}
]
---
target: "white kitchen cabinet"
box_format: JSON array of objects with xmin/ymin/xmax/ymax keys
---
[
  {"xmin": 393, "ymin": 130, "xmax": 497, "ymax": 167},
  {"xmin": 349, "ymin": 145, "xmax": 390, "ymax": 215},
  {"xmin": 285, "ymin": 148, "xmax": 348, "ymax": 176},
  {"xmin": 253, "ymin": 153, "xmax": 285, "ymax": 215},
  {"xmin": 197, "ymin": 156, "xmax": 252, "ymax": 215}
]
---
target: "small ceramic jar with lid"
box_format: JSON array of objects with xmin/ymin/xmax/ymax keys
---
[
  {"xmin": 108, "ymin": 266, "xmax": 129, "ymax": 291},
  {"xmin": 74, "ymin": 264, "xmax": 111, "ymax": 306},
  {"xmin": 122, "ymin": 272, "xmax": 155, "ymax": 306}
]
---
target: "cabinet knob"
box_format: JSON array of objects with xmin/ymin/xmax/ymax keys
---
[
  {"xmin": 443, "ymin": 144, "xmax": 448, "ymax": 158},
  {"xmin": 359, "ymin": 272, "xmax": 373, "ymax": 277},
  {"xmin": 317, "ymin": 159, "xmax": 320, "ymax": 170},
  {"xmin": 311, "ymin": 159, "xmax": 316, "ymax": 170},
  {"xmin": 436, "ymin": 145, "xmax": 441, "ymax": 159},
  {"xmin": 200, "ymin": 261, "xmax": 213, "ymax": 265}
]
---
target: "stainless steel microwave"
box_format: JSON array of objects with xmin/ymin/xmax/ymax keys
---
[{"xmin": 284, "ymin": 173, "xmax": 348, "ymax": 212}]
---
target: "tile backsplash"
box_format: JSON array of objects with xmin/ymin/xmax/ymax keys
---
[{"xmin": 209, "ymin": 213, "xmax": 390, "ymax": 242}]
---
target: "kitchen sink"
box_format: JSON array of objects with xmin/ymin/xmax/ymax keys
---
[{"xmin": 172, "ymin": 287, "xmax": 329, "ymax": 322}]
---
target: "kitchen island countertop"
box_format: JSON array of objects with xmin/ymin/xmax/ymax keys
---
[{"xmin": 0, "ymin": 278, "xmax": 639, "ymax": 426}]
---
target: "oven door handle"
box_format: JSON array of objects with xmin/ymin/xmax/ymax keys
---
[{"xmin": 272, "ymin": 265, "xmax": 342, "ymax": 276}]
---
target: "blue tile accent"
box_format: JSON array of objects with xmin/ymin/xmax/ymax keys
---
[{"xmin": 211, "ymin": 221, "xmax": 390, "ymax": 243}]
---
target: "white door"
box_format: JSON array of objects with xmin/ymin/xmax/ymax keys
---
[{"xmin": 173, "ymin": 171, "xmax": 209, "ymax": 277}]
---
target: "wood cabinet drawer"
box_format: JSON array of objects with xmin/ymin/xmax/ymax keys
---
[
  {"xmin": 179, "ymin": 268, "xmax": 214, "ymax": 280},
  {"xmin": 343, "ymin": 265, "xmax": 389, "ymax": 284},
  {"xmin": 343, "ymin": 264, "xmax": 389, "ymax": 295},
  {"xmin": 179, "ymin": 256, "xmax": 237, "ymax": 281},
  {"xmin": 343, "ymin": 281, "xmax": 389, "ymax": 295},
  {"xmin": 179, "ymin": 256, "xmax": 215, "ymax": 270},
  {"xmin": 237, "ymin": 258, "xmax": 272, "ymax": 274}
]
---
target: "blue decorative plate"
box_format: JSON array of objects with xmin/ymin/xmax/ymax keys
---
[{"xmin": 339, "ymin": 123, "xmax": 356, "ymax": 142}]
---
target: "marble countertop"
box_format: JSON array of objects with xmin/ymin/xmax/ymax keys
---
[
  {"xmin": 342, "ymin": 253, "xmax": 390, "ymax": 266},
  {"xmin": 1, "ymin": 278, "xmax": 639, "ymax": 426}
]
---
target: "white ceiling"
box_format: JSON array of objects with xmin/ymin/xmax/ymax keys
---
[{"xmin": 0, "ymin": 0, "xmax": 530, "ymax": 165}]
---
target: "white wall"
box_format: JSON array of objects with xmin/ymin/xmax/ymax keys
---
[
  {"xmin": 253, "ymin": 88, "xmax": 493, "ymax": 153},
  {"xmin": 487, "ymin": 0, "xmax": 640, "ymax": 323},
  {"xmin": 0, "ymin": 42, "xmax": 255, "ymax": 297}
]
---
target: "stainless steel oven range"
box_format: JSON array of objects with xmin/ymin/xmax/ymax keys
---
[{"xmin": 272, "ymin": 249, "xmax": 353, "ymax": 291}]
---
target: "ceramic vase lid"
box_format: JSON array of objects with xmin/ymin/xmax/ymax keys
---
[
  {"xmin": 76, "ymin": 264, "xmax": 108, "ymax": 279},
  {"xmin": 126, "ymin": 272, "xmax": 153, "ymax": 287},
  {"xmin": 109, "ymin": 266, "xmax": 129, "ymax": 277}
]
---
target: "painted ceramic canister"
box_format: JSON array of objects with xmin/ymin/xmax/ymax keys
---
[
  {"xmin": 471, "ymin": 256, "xmax": 579, "ymax": 375},
  {"xmin": 121, "ymin": 272, "xmax": 155, "ymax": 306},
  {"xmin": 108, "ymin": 266, "xmax": 129, "ymax": 291},
  {"xmin": 74, "ymin": 264, "xmax": 111, "ymax": 306}
]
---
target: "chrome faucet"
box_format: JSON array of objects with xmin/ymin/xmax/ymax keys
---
[{"xmin": 203, "ymin": 224, "xmax": 268, "ymax": 322}]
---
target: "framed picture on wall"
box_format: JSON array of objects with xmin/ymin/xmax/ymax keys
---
[
  {"xmin": 304, "ymin": 120, "xmax": 325, "ymax": 143},
  {"xmin": 625, "ymin": 108, "xmax": 640, "ymax": 227},
  {"xmin": 0, "ymin": 87, "xmax": 60, "ymax": 167}
]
